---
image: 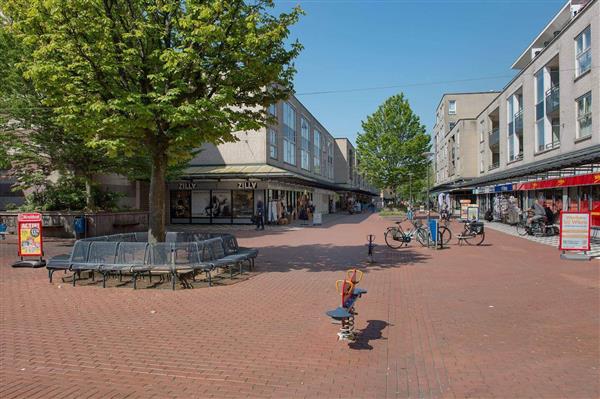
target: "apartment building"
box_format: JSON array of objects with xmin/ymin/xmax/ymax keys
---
[
  {"xmin": 433, "ymin": 92, "xmax": 500, "ymax": 187},
  {"xmin": 434, "ymin": 0, "xmax": 600, "ymax": 224},
  {"xmin": 168, "ymin": 95, "xmax": 377, "ymax": 224}
]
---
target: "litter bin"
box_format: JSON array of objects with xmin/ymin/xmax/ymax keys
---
[{"xmin": 74, "ymin": 216, "xmax": 86, "ymax": 238}]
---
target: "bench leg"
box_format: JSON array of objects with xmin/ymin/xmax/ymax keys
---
[
  {"xmin": 172, "ymin": 272, "xmax": 177, "ymax": 290},
  {"xmin": 49, "ymin": 269, "xmax": 53, "ymax": 283},
  {"xmin": 207, "ymin": 270, "xmax": 212, "ymax": 287}
]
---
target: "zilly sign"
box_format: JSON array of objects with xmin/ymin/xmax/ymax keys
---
[{"xmin": 237, "ymin": 182, "xmax": 257, "ymax": 190}]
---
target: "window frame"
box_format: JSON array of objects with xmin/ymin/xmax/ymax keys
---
[
  {"xmin": 575, "ymin": 26, "xmax": 592, "ymax": 77},
  {"xmin": 282, "ymin": 102, "xmax": 296, "ymax": 165},
  {"xmin": 448, "ymin": 100, "xmax": 457, "ymax": 115},
  {"xmin": 300, "ymin": 116, "xmax": 311, "ymax": 171},
  {"xmin": 268, "ymin": 128, "xmax": 278, "ymax": 160},
  {"xmin": 576, "ymin": 91, "xmax": 592, "ymax": 139}
]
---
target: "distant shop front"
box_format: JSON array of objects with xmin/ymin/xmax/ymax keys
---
[
  {"xmin": 474, "ymin": 172, "xmax": 600, "ymax": 226},
  {"xmin": 168, "ymin": 179, "xmax": 337, "ymax": 225}
]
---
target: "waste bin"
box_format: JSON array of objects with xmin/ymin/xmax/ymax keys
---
[{"xmin": 74, "ymin": 216, "xmax": 86, "ymax": 238}]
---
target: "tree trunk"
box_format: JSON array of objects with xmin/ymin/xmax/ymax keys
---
[
  {"xmin": 84, "ymin": 176, "xmax": 94, "ymax": 209},
  {"xmin": 148, "ymin": 142, "xmax": 168, "ymax": 243}
]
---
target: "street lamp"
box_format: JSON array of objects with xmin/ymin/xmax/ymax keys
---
[
  {"xmin": 407, "ymin": 172, "xmax": 413, "ymax": 207},
  {"xmin": 421, "ymin": 151, "xmax": 434, "ymax": 221}
]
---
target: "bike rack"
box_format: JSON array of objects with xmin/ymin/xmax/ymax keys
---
[{"xmin": 366, "ymin": 234, "xmax": 376, "ymax": 263}]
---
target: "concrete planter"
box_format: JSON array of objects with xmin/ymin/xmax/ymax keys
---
[{"xmin": 0, "ymin": 211, "xmax": 149, "ymax": 238}]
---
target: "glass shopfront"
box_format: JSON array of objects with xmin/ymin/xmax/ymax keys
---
[{"xmin": 170, "ymin": 187, "xmax": 256, "ymax": 224}]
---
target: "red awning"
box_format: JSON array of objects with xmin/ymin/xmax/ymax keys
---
[{"xmin": 517, "ymin": 172, "xmax": 600, "ymax": 191}]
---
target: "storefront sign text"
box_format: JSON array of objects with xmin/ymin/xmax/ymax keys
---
[
  {"xmin": 559, "ymin": 212, "xmax": 590, "ymax": 251},
  {"xmin": 237, "ymin": 182, "xmax": 258, "ymax": 190},
  {"xmin": 178, "ymin": 182, "xmax": 197, "ymax": 190}
]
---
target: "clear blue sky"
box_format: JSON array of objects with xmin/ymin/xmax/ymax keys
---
[{"xmin": 274, "ymin": 0, "xmax": 565, "ymax": 144}]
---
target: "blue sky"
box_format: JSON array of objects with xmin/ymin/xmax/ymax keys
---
[{"xmin": 274, "ymin": 0, "xmax": 565, "ymax": 144}]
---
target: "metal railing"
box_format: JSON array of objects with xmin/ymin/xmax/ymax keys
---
[
  {"xmin": 488, "ymin": 128, "xmax": 499, "ymax": 146},
  {"xmin": 514, "ymin": 110, "xmax": 523, "ymax": 134},
  {"xmin": 537, "ymin": 140, "xmax": 560, "ymax": 153},
  {"xmin": 488, "ymin": 161, "xmax": 500, "ymax": 171},
  {"xmin": 545, "ymin": 85, "xmax": 560, "ymax": 114}
]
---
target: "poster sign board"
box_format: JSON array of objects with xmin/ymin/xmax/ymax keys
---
[
  {"xmin": 312, "ymin": 212, "xmax": 322, "ymax": 226},
  {"xmin": 559, "ymin": 212, "xmax": 590, "ymax": 251},
  {"xmin": 467, "ymin": 205, "xmax": 480, "ymax": 221},
  {"xmin": 460, "ymin": 199, "xmax": 471, "ymax": 219},
  {"xmin": 17, "ymin": 213, "xmax": 43, "ymax": 257}
]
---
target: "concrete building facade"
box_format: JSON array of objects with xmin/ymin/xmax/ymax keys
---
[{"xmin": 433, "ymin": 0, "xmax": 600, "ymax": 225}]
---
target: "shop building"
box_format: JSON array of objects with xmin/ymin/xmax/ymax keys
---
[
  {"xmin": 433, "ymin": 0, "xmax": 600, "ymax": 225},
  {"xmin": 168, "ymin": 95, "xmax": 378, "ymax": 224}
]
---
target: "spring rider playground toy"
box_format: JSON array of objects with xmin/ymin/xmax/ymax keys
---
[{"xmin": 325, "ymin": 269, "xmax": 367, "ymax": 341}]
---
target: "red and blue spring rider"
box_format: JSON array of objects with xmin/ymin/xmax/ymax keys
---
[{"xmin": 325, "ymin": 269, "xmax": 367, "ymax": 341}]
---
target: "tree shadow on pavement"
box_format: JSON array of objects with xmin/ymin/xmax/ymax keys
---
[
  {"xmin": 256, "ymin": 244, "xmax": 430, "ymax": 273},
  {"xmin": 348, "ymin": 319, "xmax": 390, "ymax": 350}
]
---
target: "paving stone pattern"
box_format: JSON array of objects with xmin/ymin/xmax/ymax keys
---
[{"xmin": 0, "ymin": 213, "xmax": 598, "ymax": 398}]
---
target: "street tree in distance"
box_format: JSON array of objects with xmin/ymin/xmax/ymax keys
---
[
  {"xmin": 356, "ymin": 93, "xmax": 431, "ymax": 203},
  {"xmin": 2, "ymin": 0, "xmax": 302, "ymax": 242}
]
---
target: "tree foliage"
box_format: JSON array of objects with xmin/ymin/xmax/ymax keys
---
[
  {"xmin": 356, "ymin": 93, "xmax": 430, "ymax": 200},
  {"xmin": 0, "ymin": 22, "xmax": 127, "ymax": 208},
  {"xmin": 1, "ymin": 0, "xmax": 302, "ymax": 241}
]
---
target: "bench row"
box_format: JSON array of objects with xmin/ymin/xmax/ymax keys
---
[{"xmin": 46, "ymin": 234, "xmax": 258, "ymax": 290}]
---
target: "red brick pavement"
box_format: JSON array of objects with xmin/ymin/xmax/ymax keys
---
[{"xmin": 0, "ymin": 213, "xmax": 598, "ymax": 398}]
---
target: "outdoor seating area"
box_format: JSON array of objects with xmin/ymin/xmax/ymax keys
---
[{"xmin": 45, "ymin": 232, "xmax": 258, "ymax": 290}]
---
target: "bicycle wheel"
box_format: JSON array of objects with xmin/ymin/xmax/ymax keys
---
[
  {"xmin": 516, "ymin": 222, "xmax": 528, "ymax": 236},
  {"xmin": 385, "ymin": 228, "xmax": 404, "ymax": 249},
  {"xmin": 415, "ymin": 227, "xmax": 430, "ymax": 247},
  {"xmin": 438, "ymin": 225, "xmax": 452, "ymax": 245},
  {"xmin": 464, "ymin": 231, "xmax": 485, "ymax": 246}
]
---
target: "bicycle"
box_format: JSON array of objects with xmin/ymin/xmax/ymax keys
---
[
  {"xmin": 420, "ymin": 222, "xmax": 452, "ymax": 247},
  {"xmin": 516, "ymin": 217, "xmax": 558, "ymax": 237},
  {"xmin": 456, "ymin": 220, "xmax": 485, "ymax": 245},
  {"xmin": 384, "ymin": 219, "xmax": 428, "ymax": 249}
]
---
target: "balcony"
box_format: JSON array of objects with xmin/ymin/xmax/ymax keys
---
[
  {"xmin": 537, "ymin": 140, "xmax": 560, "ymax": 153},
  {"xmin": 488, "ymin": 161, "xmax": 500, "ymax": 171},
  {"xmin": 488, "ymin": 128, "xmax": 499, "ymax": 146},
  {"xmin": 509, "ymin": 152, "xmax": 523, "ymax": 162},
  {"xmin": 514, "ymin": 110, "xmax": 523, "ymax": 134},
  {"xmin": 545, "ymin": 85, "xmax": 560, "ymax": 115}
]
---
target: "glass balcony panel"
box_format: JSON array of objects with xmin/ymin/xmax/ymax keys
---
[
  {"xmin": 545, "ymin": 85, "xmax": 560, "ymax": 115},
  {"xmin": 536, "ymin": 102, "xmax": 544, "ymax": 121}
]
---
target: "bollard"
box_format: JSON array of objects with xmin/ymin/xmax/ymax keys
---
[{"xmin": 366, "ymin": 234, "xmax": 376, "ymax": 263}]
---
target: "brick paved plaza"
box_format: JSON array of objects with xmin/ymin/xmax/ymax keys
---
[{"xmin": 0, "ymin": 213, "xmax": 598, "ymax": 398}]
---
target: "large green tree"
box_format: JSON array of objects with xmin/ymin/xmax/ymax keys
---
[
  {"xmin": 0, "ymin": 23, "xmax": 123, "ymax": 207},
  {"xmin": 356, "ymin": 93, "xmax": 430, "ymax": 201},
  {"xmin": 1, "ymin": 0, "xmax": 302, "ymax": 242}
]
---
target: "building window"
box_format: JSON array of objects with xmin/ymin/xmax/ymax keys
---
[
  {"xmin": 575, "ymin": 26, "xmax": 592, "ymax": 77},
  {"xmin": 535, "ymin": 70, "xmax": 546, "ymax": 151},
  {"xmin": 268, "ymin": 103, "xmax": 277, "ymax": 117},
  {"xmin": 313, "ymin": 129, "xmax": 321, "ymax": 175},
  {"xmin": 300, "ymin": 117, "xmax": 310, "ymax": 170},
  {"xmin": 268, "ymin": 128, "xmax": 277, "ymax": 159},
  {"xmin": 283, "ymin": 102, "xmax": 296, "ymax": 165},
  {"xmin": 576, "ymin": 92, "xmax": 592, "ymax": 138},
  {"xmin": 449, "ymin": 121, "xmax": 456, "ymax": 131},
  {"xmin": 448, "ymin": 100, "xmax": 456, "ymax": 115}
]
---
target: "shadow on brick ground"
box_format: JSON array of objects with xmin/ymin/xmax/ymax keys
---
[{"xmin": 256, "ymin": 243, "xmax": 430, "ymax": 273}]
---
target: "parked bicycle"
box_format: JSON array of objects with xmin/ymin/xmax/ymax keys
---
[
  {"xmin": 515, "ymin": 216, "xmax": 558, "ymax": 237},
  {"xmin": 457, "ymin": 220, "xmax": 485, "ymax": 245},
  {"xmin": 385, "ymin": 219, "xmax": 428, "ymax": 249}
]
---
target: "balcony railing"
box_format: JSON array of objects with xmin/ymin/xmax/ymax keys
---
[
  {"xmin": 488, "ymin": 128, "xmax": 499, "ymax": 146},
  {"xmin": 545, "ymin": 85, "xmax": 560, "ymax": 115},
  {"xmin": 488, "ymin": 161, "xmax": 500, "ymax": 171},
  {"xmin": 537, "ymin": 140, "xmax": 560, "ymax": 153},
  {"xmin": 514, "ymin": 110, "xmax": 523, "ymax": 134},
  {"xmin": 509, "ymin": 152, "xmax": 523, "ymax": 162}
]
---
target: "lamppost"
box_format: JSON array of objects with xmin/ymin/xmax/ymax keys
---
[
  {"xmin": 408, "ymin": 172, "xmax": 413, "ymax": 207},
  {"xmin": 422, "ymin": 151, "xmax": 434, "ymax": 222}
]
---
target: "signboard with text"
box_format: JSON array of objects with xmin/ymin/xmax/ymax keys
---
[
  {"xmin": 17, "ymin": 213, "xmax": 44, "ymax": 257},
  {"xmin": 467, "ymin": 204, "xmax": 480, "ymax": 221},
  {"xmin": 460, "ymin": 199, "xmax": 471, "ymax": 220},
  {"xmin": 559, "ymin": 212, "xmax": 590, "ymax": 251}
]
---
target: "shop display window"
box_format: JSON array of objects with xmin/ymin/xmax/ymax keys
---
[
  {"xmin": 233, "ymin": 191, "xmax": 254, "ymax": 218},
  {"xmin": 170, "ymin": 190, "xmax": 191, "ymax": 222},
  {"xmin": 592, "ymin": 185, "xmax": 600, "ymax": 226},
  {"xmin": 211, "ymin": 191, "xmax": 232, "ymax": 222}
]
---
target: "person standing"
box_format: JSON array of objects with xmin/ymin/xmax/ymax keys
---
[{"xmin": 256, "ymin": 200, "xmax": 265, "ymax": 230}]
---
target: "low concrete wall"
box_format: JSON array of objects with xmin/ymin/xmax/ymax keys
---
[{"xmin": 0, "ymin": 211, "xmax": 149, "ymax": 238}]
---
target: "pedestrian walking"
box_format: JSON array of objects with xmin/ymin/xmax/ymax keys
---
[{"xmin": 256, "ymin": 200, "xmax": 265, "ymax": 230}]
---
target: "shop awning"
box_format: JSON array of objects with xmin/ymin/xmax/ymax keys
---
[
  {"xmin": 183, "ymin": 164, "xmax": 294, "ymax": 178},
  {"xmin": 182, "ymin": 164, "xmax": 378, "ymax": 196}
]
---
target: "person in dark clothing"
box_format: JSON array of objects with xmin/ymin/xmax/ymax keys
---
[
  {"xmin": 255, "ymin": 200, "xmax": 265, "ymax": 230},
  {"xmin": 544, "ymin": 205, "xmax": 555, "ymax": 225}
]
